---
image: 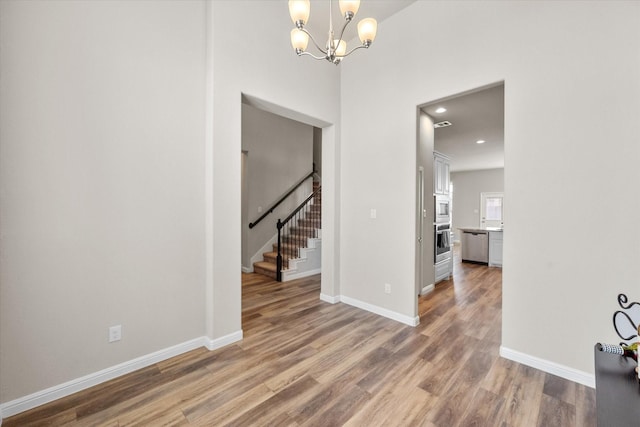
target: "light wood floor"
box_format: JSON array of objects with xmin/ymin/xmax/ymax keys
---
[{"xmin": 4, "ymin": 249, "xmax": 595, "ymax": 426}]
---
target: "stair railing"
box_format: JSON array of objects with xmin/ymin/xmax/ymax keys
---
[
  {"xmin": 248, "ymin": 169, "xmax": 315, "ymax": 229},
  {"xmin": 276, "ymin": 185, "xmax": 321, "ymax": 281}
]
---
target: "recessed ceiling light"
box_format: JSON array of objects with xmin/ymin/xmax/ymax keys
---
[
  {"xmin": 435, "ymin": 107, "xmax": 447, "ymax": 113},
  {"xmin": 476, "ymin": 140, "xmax": 486, "ymax": 144}
]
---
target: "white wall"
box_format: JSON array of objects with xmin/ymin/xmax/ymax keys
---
[
  {"xmin": 451, "ymin": 168, "xmax": 504, "ymax": 241},
  {"xmin": 241, "ymin": 104, "xmax": 314, "ymax": 269},
  {"xmin": 207, "ymin": 1, "xmax": 342, "ymax": 336},
  {"xmin": 340, "ymin": 0, "xmax": 640, "ymax": 377},
  {"xmin": 1, "ymin": 0, "xmax": 343, "ymax": 411},
  {"xmin": 0, "ymin": 0, "xmax": 207, "ymax": 402}
]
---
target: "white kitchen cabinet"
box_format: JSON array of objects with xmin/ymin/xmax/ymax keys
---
[
  {"xmin": 434, "ymin": 152, "xmax": 450, "ymax": 195},
  {"xmin": 435, "ymin": 258, "xmax": 451, "ymax": 282},
  {"xmin": 489, "ymin": 231, "xmax": 503, "ymax": 267}
]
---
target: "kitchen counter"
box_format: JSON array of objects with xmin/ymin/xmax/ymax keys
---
[{"xmin": 458, "ymin": 227, "xmax": 503, "ymax": 232}]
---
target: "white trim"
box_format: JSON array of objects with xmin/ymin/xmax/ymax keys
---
[
  {"xmin": 241, "ymin": 266, "xmax": 253, "ymax": 273},
  {"xmin": 283, "ymin": 268, "xmax": 322, "ymax": 281},
  {"xmin": 1, "ymin": 332, "xmax": 243, "ymax": 419},
  {"xmin": 340, "ymin": 295, "xmax": 420, "ymax": 327},
  {"xmin": 320, "ymin": 293, "xmax": 341, "ymax": 304},
  {"xmin": 420, "ymin": 284, "xmax": 435, "ymax": 295},
  {"xmin": 203, "ymin": 330, "xmax": 243, "ymax": 351},
  {"xmin": 500, "ymin": 346, "xmax": 595, "ymax": 388}
]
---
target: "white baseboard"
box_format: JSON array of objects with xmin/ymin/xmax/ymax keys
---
[
  {"xmin": 421, "ymin": 284, "xmax": 435, "ymax": 295},
  {"xmin": 1, "ymin": 332, "xmax": 243, "ymax": 420},
  {"xmin": 283, "ymin": 268, "xmax": 321, "ymax": 281},
  {"xmin": 241, "ymin": 266, "xmax": 253, "ymax": 273},
  {"xmin": 203, "ymin": 330, "xmax": 243, "ymax": 351},
  {"xmin": 500, "ymin": 346, "xmax": 595, "ymax": 388},
  {"xmin": 340, "ymin": 295, "xmax": 420, "ymax": 327},
  {"xmin": 320, "ymin": 293, "xmax": 341, "ymax": 304}
]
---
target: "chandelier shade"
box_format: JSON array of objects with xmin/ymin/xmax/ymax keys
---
[
  {"xmin": 288, "ymin": 0, "xmax": 310, "ymax": 26},
  {"xmin": 339, "ymin": 0, "xmax": 360, "ymax": 17},
  {"xmin": 357, "ymin": 17, "xmax": 377, "ymax": 45},
  {"xmin": 291, "ymin": 29, "xmax": 309, "ymax": 51},
  {"xmin": 288, "ymin": 0, "xmax": 377, "ymax": 65}
]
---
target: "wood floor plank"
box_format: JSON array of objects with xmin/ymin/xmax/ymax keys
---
[
  {"xmin": 298, "ymin": 383, "xmax": 370, "ymax": 427},
  {"xmin": 3, "ymin": 250, "xmax": 597, "ymax": 426},
  {"xmin": 480, "ymin": 356, "xmax": 519, "ymax": 398},
  {"xmin": 536, "ymin": 393, "xmax": 576, "ymax": 427},
  {"xmin": 185, "ymin": 383, "xmax": 274, "ymax": 426},
  {"xmin": 497, "ymin": 364, "xmax": 546, "ymax": 427},
  {"xmin": 457, "ymin": 388, "xmax": 505, "ymax": 427},
  {"xmin": 542, "ymin": 372, "xmax": 577, "ymax": 406},
  {"xmin": 575, "ymin": 383, "xmax": 597, "ymax": 427}
]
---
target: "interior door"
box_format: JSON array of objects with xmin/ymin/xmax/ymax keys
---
[{"xmin": 480, "ymin": 192, "xmax": 504, "ymax": 228}]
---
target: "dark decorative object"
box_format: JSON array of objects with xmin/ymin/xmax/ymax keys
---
[{"xmin": 612, "ymin": 293, "xmax": 640, "ymax": 345}]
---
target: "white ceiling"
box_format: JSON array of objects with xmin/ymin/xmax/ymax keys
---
[
  {"xmin": 299, "ymin": 1, "xmax": 417, "ymax": 48},
  {"xmin": 423, "ymin": 84, "xmax": 505, "ymax": 172}
]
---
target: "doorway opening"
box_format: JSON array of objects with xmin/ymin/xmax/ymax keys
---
[
  {"xmin": 415, "ymin": 82, "xmax": 505, "ymax": 317},
  {"xmin": 240, "ymin": 94, "xmax": 337, "ymax": 328}
]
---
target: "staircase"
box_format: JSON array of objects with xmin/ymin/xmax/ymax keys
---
[{"xmin": 253, "ymin": 182, "xmax": 321, "ymax": 281}]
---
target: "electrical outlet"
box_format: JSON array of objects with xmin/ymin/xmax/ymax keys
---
[
  {"xmin": 109, "ymin": 325, "xmax": 122, "ymax": 343},
  {"xmin": 384, "ymin": 283, "xmax": 391, "ymax": 294},
  {"xmin": 370, "ymin": 209, "xmax": 377, "ymax": 219}
]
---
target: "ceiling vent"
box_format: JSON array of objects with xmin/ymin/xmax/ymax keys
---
[{"xmin": 434, "ymin": 121, "xmax": 452, "ymax": 128}]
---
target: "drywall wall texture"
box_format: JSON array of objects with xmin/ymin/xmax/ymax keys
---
[
  {"xmin": 0, "ymin": 1, "xmax": 207, "ymax": 402},
  {"xmin": 209, "ymin": 0, "xmax": 342, "ymax": 328},
  {"xmin": 0, "ymin": 0, "xmax": 342, "ymax": 407},
  {"xmin": 450, "ymin": 168, "xmax": 504, "ymax": 241},
  {"xmin": 340, "ymin": 0, "xmax": 640, "ymax": 376},
  {"xmin": 241, "ymin": 104, "xmax": 314, "ymax": 269}
]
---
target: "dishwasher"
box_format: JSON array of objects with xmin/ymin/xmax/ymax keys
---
[{"xmin": 461, "ymin": 230, "xmax": 489, "ymax": 263}]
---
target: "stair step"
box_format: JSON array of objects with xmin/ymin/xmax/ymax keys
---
[
  {"xmin": 289, "ymin": 227, "xmax": 317, "ymax": 237},
  {"xmin": 254, "ymin": 261, "xmax": 276, "ymax": 271},
  {"xmin": 297, "ymin": 218, "xmax": 321, "ymax": 227},
  {"xmin": 255, "ymin": 184, "xmax": 322, "ymax": 281},
  {"xmin": 262, "ymin": 251, "xmax": 292, "ymax": 267},
  {"xmin": 263, "ymin": 251, "xmax": 278, "ymax": 262},
  {"xmin": 253, "ymin": 262, "xmax": 277, "ymax": 279},
  {"xmin": 283, "ymin": 235, "xmax": 311, "ymax": 244},
  {"xmin": 273, "ymin": 242, "xmax": 303, "ymax": 252}
]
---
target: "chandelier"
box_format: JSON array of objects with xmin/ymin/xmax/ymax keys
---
[{"xmin": 288, "ymin": 0, "xmax": 378, "ymax": 65}]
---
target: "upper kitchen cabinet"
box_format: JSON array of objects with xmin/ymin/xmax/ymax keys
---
[{"xmin": 434, "ymin": 152, "xmax": 451, "ymax": 195}]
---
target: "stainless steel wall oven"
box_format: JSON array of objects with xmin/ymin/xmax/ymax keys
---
[{"xmin": 435, "ymin": 223, "xmax": 452, "ymax": 263}]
